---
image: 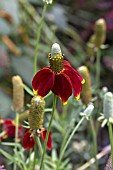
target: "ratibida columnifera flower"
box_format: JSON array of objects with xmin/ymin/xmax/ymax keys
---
[
  {"xmin": 78, "ymin": 66, "xmax": 92, "ymax": 105},
  {"xmin": 12, "ymin": 75, "xmax": 24, "ymax": 112},
  {"xmin": 28, "ymin": 96, "xmax": 45, "ymax": 130}
]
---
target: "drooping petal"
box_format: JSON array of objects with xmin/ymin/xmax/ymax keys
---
[
  {"xmin": 32, "ymin": 67, "xmax": 55, "ymax": 97},
  {"xmin": 22, "ymin": 130, "xmax": 35, "ymax": 149},
  {"xmin": 63, "ymin": 65, "xmax": 84, "ymax": 99},
  {"xmin": 2, "ymin": 119, "xmax": 15, "ymax": 137},
  {"xmin": 2, "ymin": 119, "xmax": 23, "ymax": 138},
  {"xmin": 52, "ymin": 73, "xmax": 72, "ymax": 104},
  {"xmin": 64, "ymin": 61, "xmax": 85, "ymax": 84},
  {"xmin": 40, "ymin": 129, "xmax": 52, "ymax": 150}
]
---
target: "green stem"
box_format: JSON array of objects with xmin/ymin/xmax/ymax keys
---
[
  {"xmin": 108, "ymin": 122, "xmax": 113, "ymax": 169},
  {"xmin": 13, "ymin": 113, "xmax": 19, "ymax": 170},
  {"xmin": 34, "ymin": 3, "xmax": 47, "ymax": 75},
  {"xmin": 57, "ymin": 117, "xmax": 85, "ymax": 169},
  {"xmin": 89, "ymin": 116, "xmax": 98, "ymax": 170},
  {"xmin": 33, "ymin": 144, "xmax": 37, "ymax": 170},
  {"xmin": 40, "ymin": 94, "xmax": 57, "ymax": 170},
  {"xmin": 28, "ymin": 149, "xmax": 32, "ymax": 170},
  {"xmin": 36, "ymin": 137, "xmax": 43, "ymax": 156},
  {"xmin": 96, "ymin": 49, "xmax": 101, "ymax": 89}
]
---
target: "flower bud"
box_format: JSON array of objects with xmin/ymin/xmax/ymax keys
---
[
  {"xmin": 83, "ymin": 103, "xmax": 94, "ymax": 116},
  {"xmin": 28, "ymin": 96, "xmax": 45, "ymax": 130},
  {"xmin": 12, "ymin": 75, "xmax": 24, "ymax": 112},
  {"xmin": 103, "ymin": 92, "xmax": 113, "ymax": 118},
  {"xmin": 43, "ymin": 0, "xmax": 52, "ymax": 4},
  {"xmin": 86, "ymin": 34, "xmax": 95, "ymax": 58},
  {"xmin": 94, "ymin": 18, "xmax": 106, "ymax": 48},
  {"xmin": 78, "ymin": 66, "xmax": 92, "ymax": 105}
]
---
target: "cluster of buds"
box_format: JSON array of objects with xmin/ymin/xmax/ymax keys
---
[{"xmin": 87, "ymin": 18, "xmax": 106, "ymax": 57}]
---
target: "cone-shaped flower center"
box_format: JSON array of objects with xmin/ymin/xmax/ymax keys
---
[
  {"xmin": 48, "ymin": 53, "xmax": 64, "ymax": 74},
  {"xmin": 48, "ymin": 43, "xmax": 64, "ymax": 74}
]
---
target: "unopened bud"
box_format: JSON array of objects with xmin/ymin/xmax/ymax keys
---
[
  {"xmin": 12, "ymin": 75, "xmax": 24, "ymax": 112},
  {"xmin": 103, "ymin": 92, "xmax": 113, "ymax": 118},
  {"xmin": 78, "ymin": 66, "xmax": 92, "ymax": 105},
  {"xmin": 84, "ymin": 103, "xmax": 94, "ymax": 116},
  {"xmin": 28, "ymin": 96, "xmax": 45, "ymax": 130},
  {"xmin": 43, "ymin": 0, "xmax": 53, "ymax": 4},
  {"xmin": 94, "ymin": 18, "xmax": 106, "ymax": 48},
  {"xmin": 86, "ymin": 34, "xmax": 95, "ymax": 58}
]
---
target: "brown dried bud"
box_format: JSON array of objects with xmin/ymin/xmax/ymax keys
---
[
  {"xmin": 78, "ymin": 66, "xmax": 92, "ymax": 105},
  {"xmin": 105, "ymin": 155, "xmax": 112, "ymax": 170},
  {"xmin": 12, "ymin": 76, "xmax": 24, "ymax": 112},
  {"xmin": 28, "ymin": 96, "xmax": 45, "ymax": 130},
  {"xmin": 94, "ymin": 18, "xmax": 106, "ymax": 48}
]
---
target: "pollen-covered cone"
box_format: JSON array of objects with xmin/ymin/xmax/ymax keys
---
[
  {"xmin": 78, "ymin": 66, "xmax": 92, "ymax": 105},
  {"xmin": 12, "ymin": 75, "xmax": 24, "ymax": 112},
  {"xmin": 28, "ymin": 96, "xmax": 45, "ymax": 130},
  {"xmin": 94, "ymin": 18, "xmax": 106, "ymax": 48}
]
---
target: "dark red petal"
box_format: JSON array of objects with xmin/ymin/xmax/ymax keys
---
[
  {"xmin": 63, "ymin": 66, "xmax": 83, "ymax": 99},
  {"xmin": 2, "ymin": 119, "xmax": 23, "ymax": 138},
  {"xmin": 22, "ymin": 131, "xmax": 35, "ymax": 149},
  {"xmin": 63, "ymin": 60, "xmax": 71, "ymax": 67},
  {"xmin": 41, "ymin": 129, "xmax": 52, "ymax": 150},
  {"xmin": 32, "ymin": 67, "xmax": 55, "ymax": 97},
  {"xmin": 2, "ymin": 119, "xmax": 15, "ymax": 137},
  {"xmin": 64, "ymin": 61, "xmax": 84, "ymax": 84},
  {"xmin": 52, "ymin": 73, "xmax": 72, "ymax": 104}
]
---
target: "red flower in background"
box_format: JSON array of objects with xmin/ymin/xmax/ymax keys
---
[
  {"xmin": 22, "ymin": 128, "xmax": 52, "ymax": 150},
  {"xmin": 32, "ymin": 43, "xmax": 85, "ymax": 104},
  {"xmin": 0, "ymin": 119, "xmax": 23, "ymax": 140}
]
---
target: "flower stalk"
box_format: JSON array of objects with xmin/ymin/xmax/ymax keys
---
[
  {"xmin": 108, "ymin": 122, "xmax": 113, "ymax": 169},
  {"xmin": 13, "ymin": 112, "xmax": 19, "ymax": 170},
  {"xmin": 96, "ymin": 49, "xmax": 101, "ymax": 89},
  {"xmin": 89, "ymin": 116, "xmax": 98, "ymax": 170},
  {"xmin": 40, "ymin": 94, "xmax": 56, "ymax": 170},
  {"xmin": 34, "ymin": 2, "xmax": 47, "ymax": 75}
]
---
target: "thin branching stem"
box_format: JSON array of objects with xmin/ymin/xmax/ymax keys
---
[{"xmin": 34, "ymin": 3, "xmax": 47, "ymax": 75}]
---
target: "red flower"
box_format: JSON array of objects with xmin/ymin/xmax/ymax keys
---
[
  {"xmin": 22, "ymin": 128, "xmax": 52, "ymax": 150},
  {"xmin": 2, "ymin": 119, "xmax": 23, "ymax": 138},
  {"xmin": 22, "ymin": 129, "xmax": 35, "ymax": 149},
  {"xmin": 32, "ymin": 44, "xmax": 85, "ymax": 104}
]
